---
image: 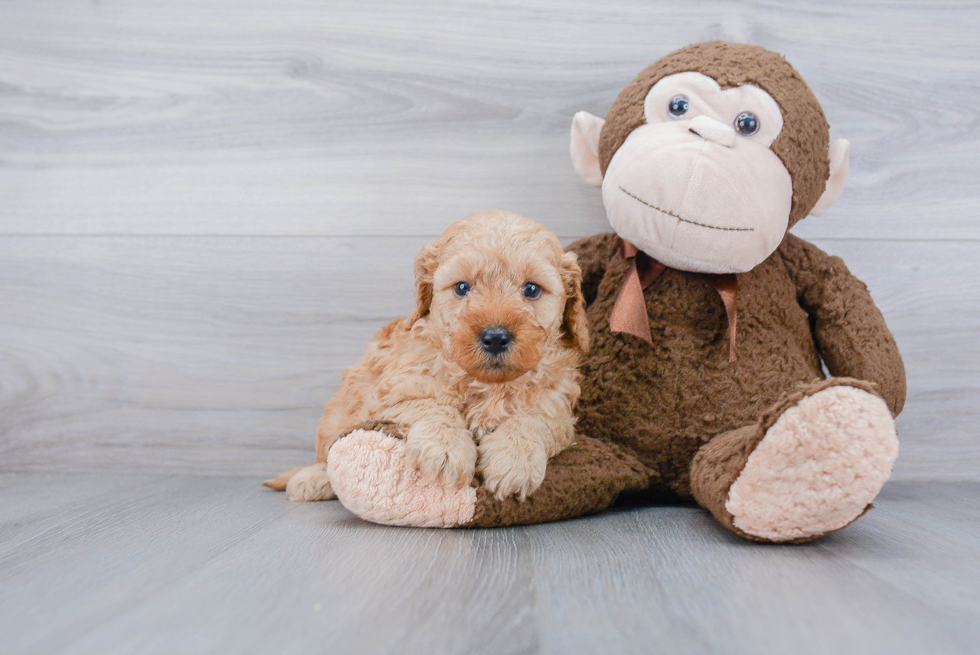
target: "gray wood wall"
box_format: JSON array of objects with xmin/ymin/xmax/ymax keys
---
[{"xmin": 2, "ymin": 0, "xmax": 978, "ymax": 480}]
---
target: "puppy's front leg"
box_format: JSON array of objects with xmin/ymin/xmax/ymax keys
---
[
  {"xmin": 479, "ymin": 390, "xmax": 577, "ymax": 501},
  {"xmin": 404, "ymin": 409, "xmax": 478, "ymax": 487},
  {"xmin": 478, "ymin": 417, "xmax": 552, "ymax": 501}
]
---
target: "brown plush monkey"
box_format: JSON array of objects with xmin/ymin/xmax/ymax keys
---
[{"xmin": 311, "ymin": 41, "xmax": 906, "ymax": 543}]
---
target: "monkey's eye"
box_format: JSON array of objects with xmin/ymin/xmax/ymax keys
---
[
  {"xmin": 667, "ymin": 95, "xmax": 690, "ymax": 118},
  {"xmin": 522, "ymin": 282, "xmax": 542, "ymax": 300},
  {"xmin": 734, "ymin": 112, "xmax": 760, "ymax": 136},
  {"xmin": 453, "ymin": 282, "xmax": 471, "ymax": 297}
]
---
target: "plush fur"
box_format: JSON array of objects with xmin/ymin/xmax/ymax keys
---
[
  {"xmin": 569, "ymin": 232, "xmax": 904, "ymax": 501},
  {"xmin": 725, "ymin": 385, "xmax": 897, "ymax": 541},
  {"xmin": 324, "ymin": 233, "xmax": 904, "ymax": 540},
  {"xmin": 286, "ymin": 42, "xmax": 906, "ymax": 544},
  {"xmin": 598, "ymin": 40, "xmax": 830, "ymax": 227},
  {"xmin": 265, "ymin": 210, "xmax": 589, "ymax": 503},
  {"xmin": 329, "ymin": 426, "xmax": 478, "ymax": 528}
]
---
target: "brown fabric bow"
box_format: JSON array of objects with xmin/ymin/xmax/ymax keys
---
[{"xmin": 609, "ymin": 241, "xmax": 739, "ymax": 362}]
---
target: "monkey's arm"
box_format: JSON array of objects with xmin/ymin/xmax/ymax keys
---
[
  {"xmin": 566, "ymin": 233, "xmax": 619, "ymax": 306},
  {"xmin": 779, "ymin": 234, "xmax": 906, "ymax": 416}
]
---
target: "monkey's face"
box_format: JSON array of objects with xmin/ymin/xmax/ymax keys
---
[
  {"xmin": 571, "ymin": 42, "xmax": 848, "ymax": 275},
  {"xmin": 601, "ymin": 72, "xmax": 792, "ymax": 274}
]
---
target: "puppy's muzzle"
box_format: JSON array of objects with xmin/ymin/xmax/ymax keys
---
[{"xmin": 478, "ymin": 326, "xmax": 513, "ymax": 356}]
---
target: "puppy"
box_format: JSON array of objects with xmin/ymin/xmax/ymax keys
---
[{"xmin": 264, "ymin": 210, "xmax": 589, "ymax": 502}]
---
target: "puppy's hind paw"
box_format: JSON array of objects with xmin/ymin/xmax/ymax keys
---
[{"xmin": 285, "ymin": 463, "xmax": 336, "ymax": 501}]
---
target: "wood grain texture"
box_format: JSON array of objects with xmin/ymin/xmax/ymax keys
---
[
  {"xmin": 1, "ymin": 0, "xmax": 979, "ymax": 480},
  {"xmin": 0, "ymin": 0, "xmax": 978, "ymax": 239},
  {"xmin": 0, "ymin": 475, "xmax": 977, "ymax": 654},
  {"xmin": 1, "ymin": 236, "xmax": 977, "ymax": 479}
]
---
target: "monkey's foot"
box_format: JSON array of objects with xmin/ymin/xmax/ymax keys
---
[
  {"xmin": 327, "ymin": 429, "xmax": 477, "ymax": 528},
  {"xmin": 726, "ymin": 384, "xmax": 898, "ymax": 542}
]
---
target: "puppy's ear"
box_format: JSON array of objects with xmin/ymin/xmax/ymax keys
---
[
  {"xmin": 408, "ymin": 243, "xmax": 439, "ymax": 324},
  {"xmin": 559, "ymin": 251, "xmax": 590, "ymax": 353}
]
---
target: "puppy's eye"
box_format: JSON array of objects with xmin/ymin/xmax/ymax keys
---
[
  {"xmin": 522, "ymin": 282, "xmax": 542, "ymax": 300},
  {"xmin": 734, "ymin": 112, "xmax": 760, "ymax": 136},
  {"xmin": 453, "ymin": 282, "xmax": 471, "ymax": 298},
  {"xmin": 668, "ymin": 95, "xmax": 690, "ymax": 118}
]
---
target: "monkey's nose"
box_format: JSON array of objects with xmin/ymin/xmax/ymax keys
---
[
  {"xmin": 479, "ymin": 326, "xmax": 513, "ymax": 356},
  {"xmin": 689, "ymin": 115, "xmax": 736, "ymax": 148}
]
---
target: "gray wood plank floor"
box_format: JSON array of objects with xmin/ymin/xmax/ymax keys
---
[{"xmin": 1, "ymin": 475, "xmax": 978, "ymax": 655}]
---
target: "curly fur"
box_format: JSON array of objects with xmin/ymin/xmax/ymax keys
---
[{"xmin": 264, "ymin": 210, "xmax": 589, "ymax": 502}]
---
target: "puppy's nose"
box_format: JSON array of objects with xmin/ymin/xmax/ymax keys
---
[{"xmin": 479, "ymin": 326, "xmax": 513, "ymax": 356}]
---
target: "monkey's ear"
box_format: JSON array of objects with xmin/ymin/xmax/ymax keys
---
[
  {"xmin": 570, "ymin": 111, "xmax": 605, "ymax": 187},
  {"xmin": 408, "ymin": 243, "xmax": 439, "ymax": 324},
  {"xmin": 811, "ymin": 139, "xmax": 850, "ymax": 216},
  {"xmin": 559, "ymin": 251, "xmax": 590, "ymax": 353}
]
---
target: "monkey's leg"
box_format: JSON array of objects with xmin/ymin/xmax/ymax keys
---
[
  {"xmin": 691, "ymin": 378, "xmax": 898, "ymax": 543},
  {"xmin": 464, "ymin": 436, "xmax": 652, "ymax": 528},
  {"xmin": 327, "ymin": 424, "xmax": 652, "ymax": 528}
]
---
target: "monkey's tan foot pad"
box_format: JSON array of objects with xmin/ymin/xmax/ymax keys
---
[
  {"xmin": 327, "ymin": 429, "xmax": 477, "ymax": 528},
  {"xmin": 726, "ymin": 385, "xmax": 899, "ymax": 542}
]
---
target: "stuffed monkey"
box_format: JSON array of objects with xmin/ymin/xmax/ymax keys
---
[{"xmin": 306, "ymin": 41, "xmax": 906, "ymax": 543}]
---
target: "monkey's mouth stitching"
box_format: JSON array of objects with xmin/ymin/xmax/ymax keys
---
[{"xmin": 618, "ymin": 187, "xmax": 755, "ymax": 232}]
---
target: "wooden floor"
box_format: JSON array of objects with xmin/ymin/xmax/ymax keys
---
[
  {"xmin": 2, "ymin": 0, "xmax": 980, "ymax": 653},
  {"xmin": 0, "ymin": 475, "xmax": 977, "ymax": 655}
]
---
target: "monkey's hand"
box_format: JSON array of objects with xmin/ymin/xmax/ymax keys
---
[{"xmin": 781, "ymin": 234, "xmax": 906, "ymax": 416}]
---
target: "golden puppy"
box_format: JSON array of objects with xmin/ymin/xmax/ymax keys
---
[{"xmin": 265, "ymin": 210, "xmax": 588, "ymax": 502}]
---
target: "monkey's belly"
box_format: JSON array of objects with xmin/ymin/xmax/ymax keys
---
[{"xmin": 576, "ymin": 281, "xmax": 823, "ymax": 497}]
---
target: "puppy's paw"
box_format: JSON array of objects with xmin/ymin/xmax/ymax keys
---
[
  {"xmin": 406, "ymin": 423, "xmax": 478, "ymax": 487},
  {"xmin": 285, "ymin": 462, "xmax": 336, "ymax": 501},
  {"xmin": 479, "ymin": 438, "xmax": 548, "ymax": 502}
]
